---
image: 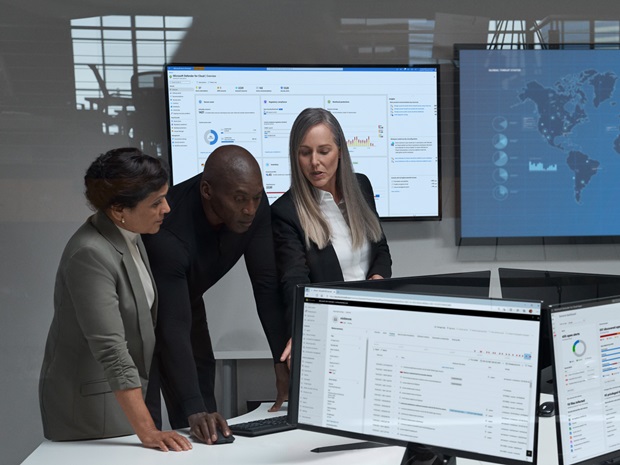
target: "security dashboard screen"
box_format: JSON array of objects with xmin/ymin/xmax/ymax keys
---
[
  {"xmin": 551, "ymin": 299, "xmax": 620, "ymax": 465},
  {"xmin": 165, "ymin": 65, "xmax": 440, "ymax": 219},
  {"xmin": 458, "ymin": 48, "xmax": 620, "ymax": 239},
  {"xmin": 293, "ymin": 286, "xmax": 542, "ymax": 464}
]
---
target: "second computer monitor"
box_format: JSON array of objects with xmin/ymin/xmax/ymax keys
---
[
  {"xmin": 549, "ymin": 297, "xmax": 620, "ymax": 465},
  {"xmin": 499, "ymin": 268, "xmax": 620, "ymax": 307},
  {"xmin": 289, "ymin": 284, "xmax": 543, "ymax": 465},
  {"xmin": 499, "ymin": 268, "xmax": 620, "ymax": 394}
]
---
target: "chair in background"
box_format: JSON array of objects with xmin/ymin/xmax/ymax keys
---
[
  {"xmin": 130, "ymin": 71, "xmax": 167, "ymax": 154},
  {"xmin": 85, "ymin": 64, "xmax": 133, "ymax": 136}
]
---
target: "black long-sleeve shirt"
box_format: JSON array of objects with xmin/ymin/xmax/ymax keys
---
[{"xmin": 142, "ymin": 174, "xmax": 288, "ymax": 418}]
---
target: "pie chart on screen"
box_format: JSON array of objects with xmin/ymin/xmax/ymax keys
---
[
  {"xmin": 493, "ymin": 116, "xmax": 508, "ymax": 132},
  {"xmin": 493, "ymin": 151, "xmax": 508, "ymax": 167},
  {"xmin": 492, "ymin": 185, "xmax": 509, "ymax": 201},
  {"xmin": 204, "ymin": 129, "xmax": 218, "ymax": 145},
  {"xmin": 493, "ymin": 133, "xmax": 508, "ymax": 150}
]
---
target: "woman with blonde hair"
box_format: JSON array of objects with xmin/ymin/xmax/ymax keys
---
[{"xmin": 272, "ymin": 107, "xmax": 392, "ymax": 330}]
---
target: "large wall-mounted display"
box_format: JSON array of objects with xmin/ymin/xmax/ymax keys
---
[
  {"xmin": 165, "ymin": 64, "xmax": 441, "ymax": 220},
  {"xmin": 456, "ymin": 45, "xmax": 620, "ymax": 242}
]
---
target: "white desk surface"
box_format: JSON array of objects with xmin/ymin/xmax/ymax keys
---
[{"xmin": 22, "ymin": 401, "xmax": 558, "ymax": 465}]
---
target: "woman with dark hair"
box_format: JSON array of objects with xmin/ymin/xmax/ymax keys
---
[
  {"xmin": 39, "ymin": 148, "xmax": 191, "ymax": 451},
  {"xmin": 272, "ymin": 108, "xmax": 392, "ymax": 358}
]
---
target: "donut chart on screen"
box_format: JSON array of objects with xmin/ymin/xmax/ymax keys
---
[{"xmin": 572, "ymin": 339, "xmax": 586, "ymax": 357}]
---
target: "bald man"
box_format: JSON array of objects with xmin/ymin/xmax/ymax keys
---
[{"xmin": 142, "ymin": 145, "xmax": 289, "ymax": 444}]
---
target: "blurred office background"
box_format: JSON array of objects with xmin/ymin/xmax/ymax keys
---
[{"xmin": 3, "ymin": 1, "xmax": 620, "ymax": 463}]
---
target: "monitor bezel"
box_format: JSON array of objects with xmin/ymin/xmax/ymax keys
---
[
  {"xmin": 548, "ymin": 296, "xmax": 620, "ymax": 465},
  {"xmin": 289, "ymin": 283, "xmax": 544, "ymax": 465},
  {"xmin": 499, "ymin": 268, "xmax": 620, "ymax": 305},
  {"xmin": 318, "ymin": 270, "xmax": 492, "ymax": 298},
  {"xmin": 453, "ymin": 43, "xmax": 620, "ymax": 245},
  {"xmin": 163, "ymin": 62, "xmax": 442, "ymax": 221}
]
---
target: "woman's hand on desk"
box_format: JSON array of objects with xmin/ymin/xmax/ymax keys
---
[
  {"xmin": 188, "ymin": 411, "xmax": 230, "ymax": 444},
  {"xmin": 269, "ymin": 339, "xmax": 292, "ymax": 412},
  {"xmin": 114, "ymin": 388, "xmax": 192, "ymax": 452},
  {"xmin": 138, "ymin": 429, "xmax": 193, "ymax": 452},
  {"xmin": 279, "ymin": 338, "xmax": 292, "ymax": 369},
  {"xmin": 269, "ymin": 362, "xmax": 290, "ymax": 412}
]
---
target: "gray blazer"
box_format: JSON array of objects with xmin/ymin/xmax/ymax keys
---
[{"xmin": 39, "ymin": 211, "xmax": 157, "ymax": 440}]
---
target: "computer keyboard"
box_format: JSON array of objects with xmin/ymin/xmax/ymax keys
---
[{"xmin": 229, "ymin": 415, "xmax": 295, "ymax": 437}]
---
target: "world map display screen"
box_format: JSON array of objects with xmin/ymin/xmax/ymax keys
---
[{"xmin": 457, "ymin": 47, "xmax": 620, "ymax": 241}]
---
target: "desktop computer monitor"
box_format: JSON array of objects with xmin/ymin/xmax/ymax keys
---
[
  {"xmin": 498, "ymin": 268, "xmax": 620, "ymax": 307},
  {"xmin": 289, "ymin": 284, "xmax": 543, "ymax": 465},
  {"xmin": 549, "ymin": 297, "xmax": 620, "ymax": 465},
  {"xmin": 499, "ymin": 268, "xmax": 620, "ymax": 395},
  {"xmin": 321, "ymin": 270, "xmax": 491, "ymax": 298}
]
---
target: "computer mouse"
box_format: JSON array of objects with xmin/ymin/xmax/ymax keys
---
[
  {"xmin": 213, "ymin": 429, "xmax": 235, "ymax": 445},
  {"xmin": 538, "ymin": 401, "xmax": 555, "ymax": 417}
]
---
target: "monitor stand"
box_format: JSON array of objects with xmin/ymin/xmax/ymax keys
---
[
  {"xmin": 401, "ymin": 443, "xmax": 455, "ymax": 465},
  {"xmin": 540, "ymin": 365, "xmax": 555, "ymax": 395}
]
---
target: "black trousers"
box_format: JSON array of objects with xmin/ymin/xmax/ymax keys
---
[{"xmin": 145, "ymin": 321, "xmax": 218, "ymax": 429}]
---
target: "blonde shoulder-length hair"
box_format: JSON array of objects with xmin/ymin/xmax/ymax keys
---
[{"xmin": 289, "ymin": 108, "xmax": 383, "ymax": 250}]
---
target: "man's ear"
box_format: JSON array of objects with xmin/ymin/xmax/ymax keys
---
[{"xmin": 200, "ymin": 180, "xmax": 212, "ymax": 200}]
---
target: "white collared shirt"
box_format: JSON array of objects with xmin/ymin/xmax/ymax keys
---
[
  {"xmin": 318, "ymin": 189, "xmax": 370, "ymax": 281},
  {"xmin": 117, "ymin": 226, "xmax": 155, "ymax": 309}
]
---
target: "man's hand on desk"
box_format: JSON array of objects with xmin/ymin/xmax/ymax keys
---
[
  {"xmin": 188, "ymin": 411, "xmax": 231, "ymax": 444},
  {"xmin": 269, "ymin": 361, "xmax": 290, "ymax": 412}
]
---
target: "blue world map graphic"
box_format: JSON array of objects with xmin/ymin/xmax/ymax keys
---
[
  {"xmin": 459, "ymin": 49, "xmax": 620, "ymax": 238},
  {"xmin": 518, "ymin": 70, "xmax": 618, "ymax": 202}
]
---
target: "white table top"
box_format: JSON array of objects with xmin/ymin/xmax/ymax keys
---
[{"xmin": 21, "ymin": 401, "xmax": 559, "ymax": 465}]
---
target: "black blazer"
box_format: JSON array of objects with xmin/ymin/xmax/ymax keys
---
[{"xmin": 271, "ymin": 173, "xmax": 392, "ymax": 321}]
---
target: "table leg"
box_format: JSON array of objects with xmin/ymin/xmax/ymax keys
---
[{"xmin": 221, "ymin": 359, "xmax": 238, "ymax": 419}]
